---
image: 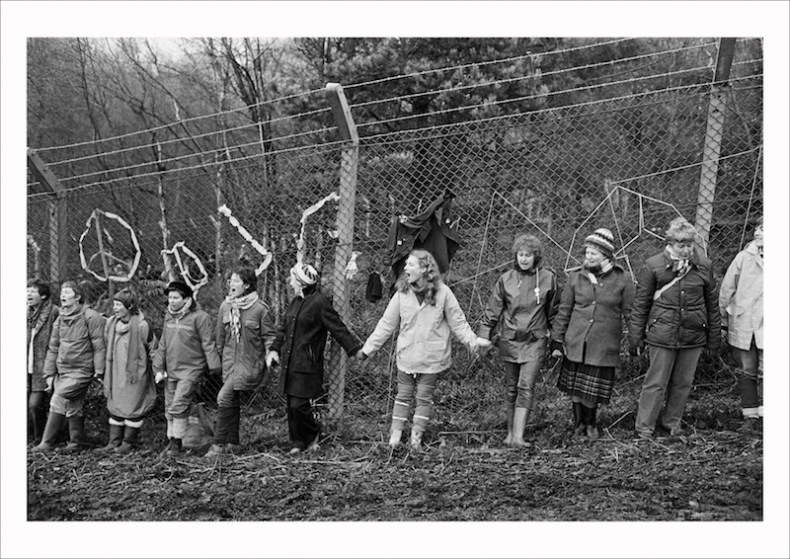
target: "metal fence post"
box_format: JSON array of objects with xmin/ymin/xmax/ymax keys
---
[
  {"xmin": 695, "ymin": 38, "xmax": 736, "ymax": 249},
  {"xmin": 325, "ymin": 82, "xmax": 359, "ymax": 421},
  {"xmin": 27, "ymin": 148, "xmax": 68, "ymax": 283}
]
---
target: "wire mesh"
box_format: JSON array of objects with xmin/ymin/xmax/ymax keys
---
[{"xmin": 27, "ymin": 40, "xmax": 763, "ymax": 435}]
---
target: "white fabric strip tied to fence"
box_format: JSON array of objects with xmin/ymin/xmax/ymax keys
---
[{"xmin": 218, "ymin": 204, "xmax": 273, "ymax": 275}]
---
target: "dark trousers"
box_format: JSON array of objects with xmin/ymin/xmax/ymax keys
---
[
  {"xmin": 28, "ymin": 390, "xmax": 49, "ymax": 443},
  {"xmin": 287, "ymin": 396, "xmax": 320, "ymax": 450}
]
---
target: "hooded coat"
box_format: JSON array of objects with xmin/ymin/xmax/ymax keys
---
[
  {"xmin": 43, "ymin": 304, "xmax": 106, "ymax": 399},
  {"xmin": 718, "ymin": 241, "xmax": 763, "ymax": 351},
  {"xmin": 152, "ymin": 302, "xmax": 221, "ymax": 380},
  {"xmin": 478, "ymin": 262, "xmax": 559, "ymax": 363}
]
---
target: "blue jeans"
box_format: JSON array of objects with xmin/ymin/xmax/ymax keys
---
[
  {"xmin": 392, "ymin": 371, "xmax": 439, "ymax": 433},
  {"xmin": 635, "ymin": 346, "xmax": 702, "ymax": 435}
]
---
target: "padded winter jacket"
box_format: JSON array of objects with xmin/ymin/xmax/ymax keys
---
[
  {"xmin": 270, "ymin": 286, "xmax": 362, "ymax": 399},
  {"xmin": 719, "ymin": 241, "xmax": 763, "ymax": 351},
  {"xmin": 362, "ymin": 282, "xmax": 479, "ymax": 374},
  {"xmin": 43, "ymin": 305, "xmax": 106, "ymax": 399},
  {"xmin": 629, "ymin": 249, "xmax": 721, "ymax": 351},
  {"xmin": 152, "ymin": 303, "xmax": 220, "ymax": 381},
  {"xmin": 216, "ymin": 298, "xmax": 277, "ymax": 391},
  {"xmin": 551, "ymin": 264, "xmax": 634, "ymax": 367},
  {"xmin": 478, "ymin": 265, "xmax": 559, "ymax": 363}
]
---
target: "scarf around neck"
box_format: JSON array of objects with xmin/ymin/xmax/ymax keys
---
[
  {"xmin": 106, "ymin": 313, "xmax": 143, "ymax": 384},
  {"xmin": 665, "ymin": 245, "xmax": 691, "ymax": 275},
  {"xmin": 225, "ymin": 291, "xmax": 259, "ymax": 342},
  {"xmin": 584, "ymin": 260, "xmax": 613, "ymax": 285}
]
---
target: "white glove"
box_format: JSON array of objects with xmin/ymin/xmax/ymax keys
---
[
  {"xmin": 155, "ymin": 371, "xmax": 167, "ymax": 384},
  {"xmin": 265, "ymin": 351, "xmax": 279, "ymax": 369}
]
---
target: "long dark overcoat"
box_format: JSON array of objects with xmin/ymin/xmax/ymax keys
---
[{"xmin": 271, "ymin": 286, "xmax": 362, "ymax": 399}]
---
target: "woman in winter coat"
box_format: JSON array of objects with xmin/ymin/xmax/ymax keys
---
[
  {"xmin": 99, "ymin": 289, "xmax": 157, "ymax": 453},
  {"xmin": 478, "ymin": 234, "xmax": 559, "ymax": 446},
  {"xmin": 35, "ymin": 280, "xmax": 106, "ymax": 452},
  {"xmin": 719, "ymin": 218, "xmax": 763, "ymax": 433},
  {"xmin": 266, "ymin": 263, "xmax": 362, "ymax": 454},
  {"xmin": 550, "ymin": 228, "xmax": 634, "ymax": 439},
  {"xmin": 360, "ymin": 249, "xmax": 491, "ymax": 449},
  {"xmin": 205, "ymin": 267, "xmax": 276, "ymax": 457},
  {"xmin": 152, "ymin": 280, "xmax": 221, "ymax": 457},
  {"xmin": 27, "ymin": 279, "xmax": 59, "ymax": 446},
  {"xmin": 629, "ymin": 217, "xmax": 721, "ymax": 439}
]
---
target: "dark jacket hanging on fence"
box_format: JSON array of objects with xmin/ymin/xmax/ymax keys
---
[
  {"xmin": 270, "ymin": 285, "xmax": 362, "ymax": 399},
  {"xmin": 385, "ymin": 189, "xmax": 461, "ymax": 282}
]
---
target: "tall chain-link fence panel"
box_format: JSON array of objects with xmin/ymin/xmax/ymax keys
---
[{"xmin": 27, "ymin": 40, "xmax": 763, "ymax": 434}]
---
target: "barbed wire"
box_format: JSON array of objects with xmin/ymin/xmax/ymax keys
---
[
  {"xmin": 358, "ymin": 73, "xmax": 763, "ymax": 147},
  {"xmin": 344, "ymin": 38, "xmax": 636, "ymax": 91},
  {"xmin": 48, "ymin": 108, "xmax": 333, "ymax": 168},
  {"xmin": 351, "ymin": 40, "xmax": 719, "ymax": 112}
]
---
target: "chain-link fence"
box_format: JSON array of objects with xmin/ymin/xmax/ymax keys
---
[{"xmin": 27, "ymin": 38, "xmax": 763, "ymax": 435}]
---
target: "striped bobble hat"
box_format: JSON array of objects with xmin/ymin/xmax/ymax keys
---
[
  {"xmin": 291, "ymin": 263, "xmax": 318, "ymax": 286},
  {"xmin": 584, "ymin": 228, "xmax": 616, "ymax": 260}
]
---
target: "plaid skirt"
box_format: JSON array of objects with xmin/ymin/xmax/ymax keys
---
[{"xmin": 556, "ymin": 358, "xmax": 616, "ymax": 405}]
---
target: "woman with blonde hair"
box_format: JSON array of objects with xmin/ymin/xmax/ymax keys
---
[{"xmin": 360, "ymin": 249, "xmax": 491, "ymax": 449}]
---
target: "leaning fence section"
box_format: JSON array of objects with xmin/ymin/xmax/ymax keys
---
[{"xmin": 26, "ymin": 40, "xmax": 763, "ymax": 431}]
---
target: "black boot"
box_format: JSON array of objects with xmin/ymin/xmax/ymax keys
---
[
  {"xmin": 114, "ymin": 425, "xmax": 140, "ymax": 454},
  {"xmin": 584, "ymin": 405, "xmax": 600, "ymax": 440},
  {"xmin": 227, "ymin": 406, "xmax": 241, "ymax": 452},
  {"xmin": 63, "ymin": 416, "xmax": 85, "ymax": 453},
  {"xmin": 98, "ymin": 423, "xmax": 125, "ymax": 452},
  {"xmin": 572, "ymin": 402, "xmax": 585, "ymax": 436},
  {"xmin": 34, "ymin": 412, "xmax": 66, "ymax": 451}
]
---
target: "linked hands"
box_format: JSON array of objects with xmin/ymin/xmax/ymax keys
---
[
  {"xmin": 154, "ymin": 371, "xmax": 168, "ymax": 384},
  {"xmin": 265, "ymin": 351, "xmax": 279, "ymax": 369}
]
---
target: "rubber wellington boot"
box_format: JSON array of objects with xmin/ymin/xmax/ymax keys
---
[
  {"xmin": 63, "ymin": 416, "xmax": 85, "ymax": 453},
  {"xmin": 114, "ymin": 426, "xmax": 140, "ymax": 454},
  {"xmin": 34, "ymin": 412, "xmax": 67, "ymax": 452},
  {"xmin": 572, "ymin": 402, "xmax": 586, "ymax": 437},
  {"xmin": 98, "ymin": 423, "xmax": 125, "ymax": 453},
  {"xmin": 584, "ymin": 406, "xmax": 600, "ymax": 440},
  {"xmin": 409, "ymin": 428, "xmax": 423, "ymax": 449},
  {"xmin": 510, "ymin": 407, "xmax": 530, "ymax": 446},
  {"xmin": 389, "ymin": 427, "xmax": 403, "ymax": 447}
]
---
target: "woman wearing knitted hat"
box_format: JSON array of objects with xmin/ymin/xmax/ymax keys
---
[
  {"xmin": 628, "ymin": 217, "xmax": 720, "ymax": 439},
  {"xmin": 266, "ymin": 262, "xmax": 362, "ymax": 454},
  {"xmin": 478, "ymin": 233, "xmax": 560, "ymax": 446},
  {"xmin": 550, "ymin": 228, "xmax": 635, "ymax": 439}
]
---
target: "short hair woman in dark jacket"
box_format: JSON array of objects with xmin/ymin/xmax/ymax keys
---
[
  {"xmin": 266, "ymin": 263, "xmax": 362, "ymax": 454},
  {"xmin": 628, "ymin": 217, "xmax": 721, "ymax": 439},
  {"xmin": 205, "ymin": 267, "xmax": 276, "ymax": 457},
  {"xmin": 551, "ymin": 228, "xmax": 635, "ymax": 439}
]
